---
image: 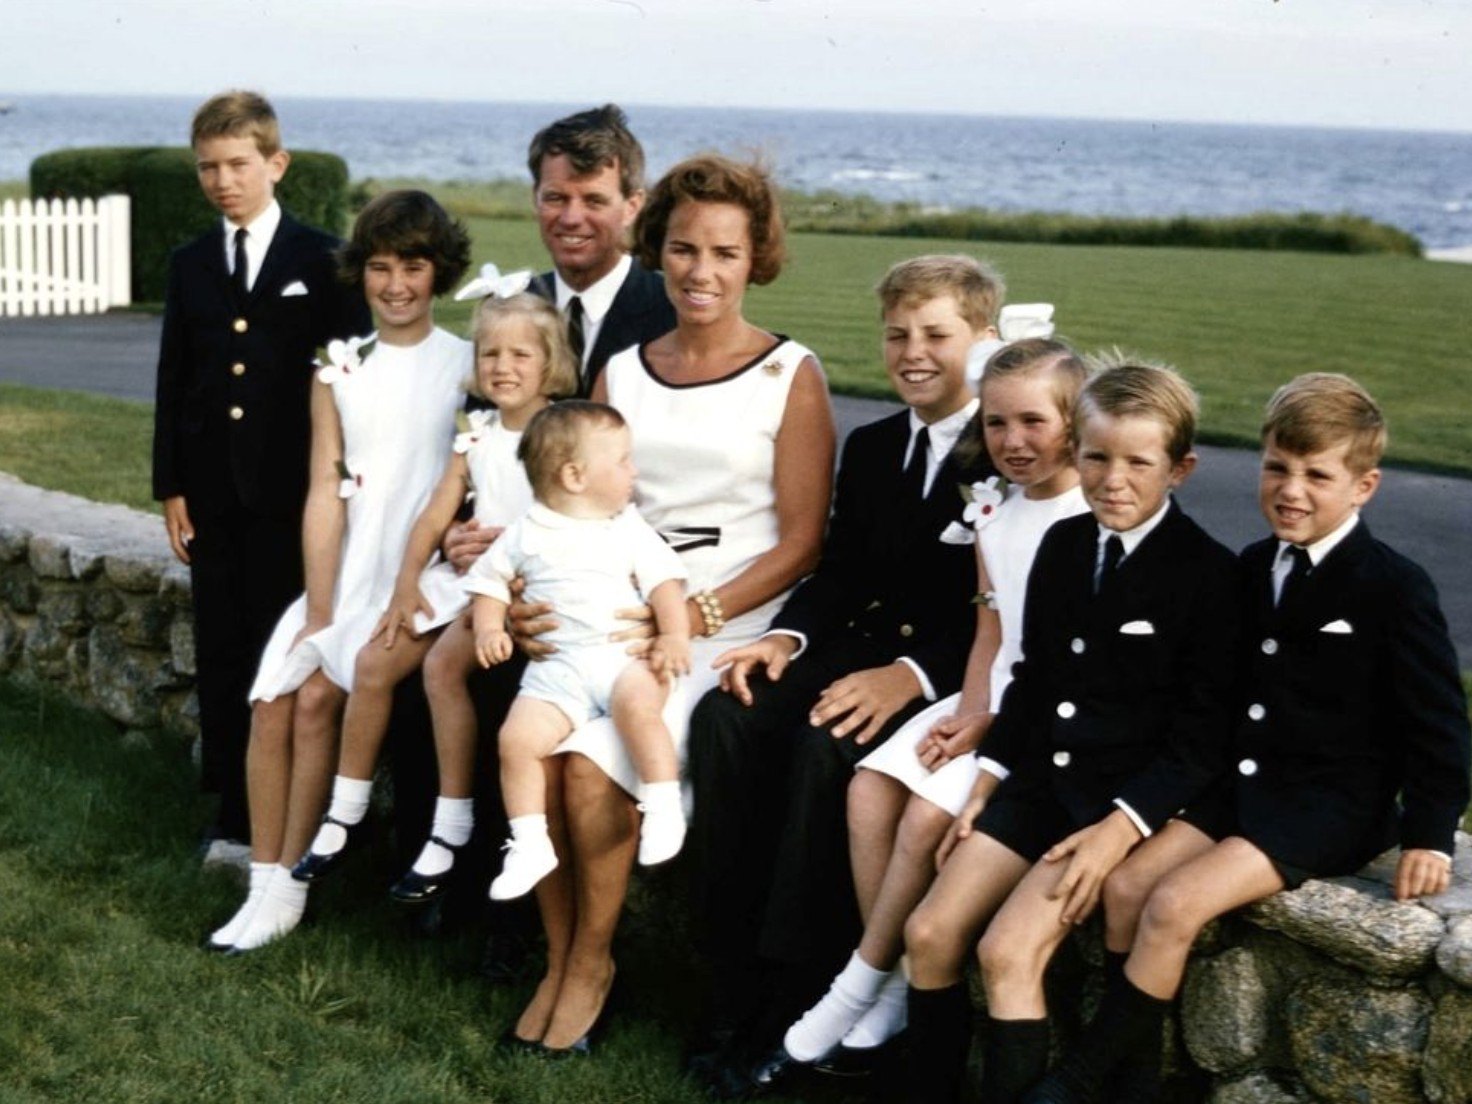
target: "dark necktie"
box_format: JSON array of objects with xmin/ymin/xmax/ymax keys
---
[
  {"xmin": 231, "ymin": 228, "xmax": 249, "ymax": 303},
  {"xmin": 1277, "ymin": 545, "xmax": 1312, "ymax": 607},
  {"xmin": 1095, "ymin": 534, "xmax": 1124, "ymax": 594},
  {"xmin": 566, "ymin": 296, "xmax": 586, "ymax": 378},
  {"xmin": 904, "ymin": 426, "xmax": 930, "ymax": 502}
]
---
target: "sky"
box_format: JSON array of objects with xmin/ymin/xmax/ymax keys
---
[{"xmin": 1, "ymin": 0, "xmax": 1469, "ymax": 132}]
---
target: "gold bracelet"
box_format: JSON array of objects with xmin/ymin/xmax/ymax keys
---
[{"xmin": 693, "ymin": 590, "xmax": 726, "ymax": 637}]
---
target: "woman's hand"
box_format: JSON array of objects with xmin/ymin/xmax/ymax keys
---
[
  {"xmin": 507, "ymin": 577, "xmax": 559, "ymax": 659},
  {"xmin": 370, "ymin": 584, "xmax": 433, "ymax": 649},
  {"xmin": 443, "ymin": 519, "xmax": 502, "ymax": 574},
  {"xmin": 609, "ymin": 603, "xmax": 657, "ymax": 656},
  {"xmin": 714, "ymin": 635, "xmax": 800, "ymax": 705},
  {"xmin": 916, "ymin": 712, "xmax": 992, "ymax": 772},
  {"xmin": 1042, "ymin": 810, "xmax": 1142, "ymax": 925}
]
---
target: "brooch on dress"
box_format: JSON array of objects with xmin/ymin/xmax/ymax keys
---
[{"xmin": 761, "ymin": 359, "xmax": 783, "ymax": 377}]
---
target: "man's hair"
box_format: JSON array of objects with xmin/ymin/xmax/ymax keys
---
[
  {"xmin": 1263, "ymin": 372, "xmax": 1387, "ymax": 474},
  {"xmin": 468, "ymin": 292, "xmax": 580, "ymax": 403},
  {"xmin": 191, "ymin": 90, "xmax": 281, "ymax": 156},
  {"xmin": 1076, "ymin": 356, "xmax": 1199, "ymax": 463},
  {"xmin": 527, "ymin": 104, "xmax": 645, "ymax": 197},
  {"xmin": 518, "ymin": 400, "xmax": 627, "ymax": 500},
  {"xmin": 335, "ymin": 190, "xmax": 472, "ymax": 295},
  {"xmin": 876, "ymin": 254, "xmax": 1005, "ymax": 332},
  {"xmin": 633, "ymin": 154, "xmax": 786, "ymax": 286}
]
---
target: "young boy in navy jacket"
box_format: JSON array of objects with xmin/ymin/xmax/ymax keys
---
[{"xmin": 1027, "ymin": 373, "xmax": 1471, "ymax": 1103}]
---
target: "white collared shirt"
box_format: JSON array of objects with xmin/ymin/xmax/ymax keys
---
[
  {"xmin": 554, "ymin": 253, "xmax": 632, "ymax": 373},
  {"xmin": 905, "ymin": 397, "xmax": 980, "ymax": 497},
  {"xmin": 1271, "ymin": 511, "xmax": 1359, "ymax": 603},
  {"xmin": 221, "ymin": 199, "xmax": 282, "ymax": 293}
]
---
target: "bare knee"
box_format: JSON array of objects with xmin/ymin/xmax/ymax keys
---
[
  {"xmin": 351, "ymin": 646, "xmax": 396, "ymax": 694},
  {"xmin": 1138, "ymin": 877, "xmax": 1206, "ymax": 946},
  {"xmin": 1103, "ymin": 860, "xmax": 1153, "ymax": 924},
  {"xmin": 293, "ymin": 678, "xmax": 341, "ymax": 733},
  {"xmin": 423, "ymin": 641, "xmax": 465, "ymax": 700},
  {"xmin": 905, "ymin": 903, "xmax": 960, "ymax": 969},
  {"xmin": 893, "ymin": 799, "xmax": 950, "ymax": 864}
]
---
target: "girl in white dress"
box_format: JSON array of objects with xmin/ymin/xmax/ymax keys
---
[
  {"xmin": 289, "ymin": 289, "xmax": 579, "ymax": 905},
  {"xmin": 204, "ymin": 190, "xmax": 471, "ymax": 953},
  {"xmin": 779, "ymin": 339, "xmax": 1092, "ymax": 1063}
]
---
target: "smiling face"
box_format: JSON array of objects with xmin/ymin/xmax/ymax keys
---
[
  {"xmin": 576, "ymin": 423, "xmax": 638, "ymax": 516},
  {"xmin": 883, "ymin": 293, "xmax": 985, "ymax": 424},
  {"xmin": 981, "ymin": 370, "xmax": 1076, "ymax": 498},
  {"xmin": 534, "ymin": 154, "xmax": 642, "ymax": 292},
  {"xmin": 476, "ymin": 314, "xmax": 549, "ymax": 427},
  {"xmin": 363, "ymin": 253, "xmax": 436, "ymax": 344},
  {"xmin": 1078, "ymin": 410, "xmax": 1195, "ymax": 532},
  {"xmin": 1258, "ymin": 432, "xmax": 1379, "ymax": 546},
  {"xmin": 659, "ymin": 200, "xmax": 753, "ymax": 328},
  {"xmin": 194, "ymin": 134, "xmax": 288, "ymax": 226}
]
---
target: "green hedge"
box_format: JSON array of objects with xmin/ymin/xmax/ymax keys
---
[{"xmin": 30, "ymin": 147, "xmax": 351, "ymax": 302}]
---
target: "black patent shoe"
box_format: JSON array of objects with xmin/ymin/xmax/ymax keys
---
[
  {"xmin": 496, "ymin": 1026, "xmax": 544, "ymax": 1056},
  {"xmin": 289, "ymin": 815, "xmax": 363, "ymax": 882},
  {"xmin": 388, "ymin": 836, "xmax": 464, "ymax": 904}
]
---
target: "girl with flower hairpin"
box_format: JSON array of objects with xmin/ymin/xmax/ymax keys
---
[
  {"xmin": 290, "ymin": 269, "xmax": 580, "ymax": 906},
  {"xmin": 203, "ymin": 189, "xmax": 471, "ymax": 953}
]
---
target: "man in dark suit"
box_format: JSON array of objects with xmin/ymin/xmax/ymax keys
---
[
  {"xmin": 154, "ymin": 91, "xmax": 368, "ymax": 868},
  {"xmin": 685, "ymin": 256, "xmax": 1003, "ymax": 1093}
]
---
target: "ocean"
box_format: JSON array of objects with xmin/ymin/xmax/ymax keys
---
[{"xmin": 1, "ymin": 94, "xmax": 1468, "ymax": 250}]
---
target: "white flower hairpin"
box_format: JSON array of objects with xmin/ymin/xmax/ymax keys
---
[
  {"xmin": 939, "ymin": 476, "xmax": 1007, "ymax": 545},
  {"xmin": 964, "ymin": 303, "xmax": 1057, "ymax": 384},
  {"xmin": 454, "ymin": 408, "xmax": 495, "ymax": 454},
  {"xmin": 315, "ymin": 334, "xmax": 377, "ymax": 383},
  {"xmin": 453, "ymin": 263, "xmax": 534, "ymax": 302}
]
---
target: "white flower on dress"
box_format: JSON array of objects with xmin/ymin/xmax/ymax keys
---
[
  {"xmin": 939, "ymin": 476, "xmax": 1007, "ymax": 545},
  {"xmin": 335, "ymin": 459, "xmax": 362, "ymax": 499},
  {"xmin": 316, "ymin": 334, "xmax": 376, "ymax": 384},
  {"xmin": 453, "ymin": 263, "xmax": 534, "ymax": 302},
  {"xmin": 454, "ymin": 409, "xmax": 494, "ymax": 454}
]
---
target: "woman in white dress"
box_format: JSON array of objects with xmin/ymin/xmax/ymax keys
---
[
  {"xmin": 505, "ymin": 155, "xmax": 835, "ymax": 1053},
  {"xmin": 203, "ymin": 191, "xmax": 471, "ymax": 953},
  {"xmin": 777, "ymin": 340, "xmax": 1092, "ymax": 1065}
]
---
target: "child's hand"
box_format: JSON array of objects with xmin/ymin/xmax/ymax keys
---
[
  {"xmin": 715, "ymin": 635, "xmax": 801, "ymax": 705},
  {"xmin": 935, "ymin": 794, "xmax": 987, "ymax": 870},
  {"xmin": 475, "ymin": 628, "xmax": 513, "ymax": 669},
  {"xmin": 1394, "ymin": 848, "xmax": 1452, "ymax": 900},
  {"xmin": 647, "ymin": 633, "xmax": 692, "ymax": 683},
  {"xmin": 917, "ymin": 713, "xmax": 992, "ymax": 771},
  {"xmin": 1042, "ymin": 810, "xmax": 1143, "ymax": 925},
  {"xmin": 372, "ymin": 585, "xmax": 434, "ymax": 649}
]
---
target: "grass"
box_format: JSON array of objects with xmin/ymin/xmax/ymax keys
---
[
  {"xmin": 0, "ymin": 383, "xmax": 154, "ymax": 511},
  {"xmin": 0, "ymin": 677, "xmax": 866, "ymax": 1104}
]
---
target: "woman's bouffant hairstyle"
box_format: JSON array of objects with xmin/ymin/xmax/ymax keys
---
[
  {"xmin": 877, "ymin": 254, "xmax": 1006, "ymax": 332},
  {"xmin": 1076, "ymin": 354, "xmax": 1199, "ymax": 463},
  {"xmin": 956, "ymin": 338, "xmax": 1089, "ymax": 469},
  {"xmin": 191, "ymin": 89, "xmax": 281, "ymax": 156},
  {"xmin": 467, "ymin": 292, "xmax": 580, "ymax": 403},
  {"xmin": 633, "ymin": 154, "xmax": 786, "ymax": 286},
  {"xmin": 336, "ymin": 190, "xmax": 472, "ymax": 296},
  {"xmin": 1262, "ymin": 372, "xmax": 1387, "ymax": 475},
  {"xmin": 518, "ymin": 400, "xmax": 627, "ymax": 500}
]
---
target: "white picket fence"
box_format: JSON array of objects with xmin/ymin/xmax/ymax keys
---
[{"xmin": 0, "ymin": 195, "xmax": 131, "ymax": 317}]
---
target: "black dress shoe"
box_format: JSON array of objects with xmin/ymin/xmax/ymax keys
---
[
  {"xmin": 707, "ymin": 1046, "xmax": 806, "ymax": 1099},
  {"xmin": 388, "ymin": 836, "xmax": 464, "ymax": 904},
  {"xmin": 290, "ymin": 815, "xmax": 363, "ymax": 883},
  {"xmin": 496, "ymin": 1026, "xmax": 544, "ymax": 1056}
]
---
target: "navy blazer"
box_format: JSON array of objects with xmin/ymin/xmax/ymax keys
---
[
  {"xmin": 770, "ymin": 410, "xmax": 992, "ymax": 698},
  {"xmin": 984, "ymin": 503, "xmax": 1243, "ymax": 832},
  {"xmin": 152, "ymin": 213, "xmax": 369, "ymax": 518},
  {"xmin": 532, "ymin": 257, "xmax": 675, "ymax": 394},
  {"xmin": 1232, "ymin": 522, "xmax": 1470, "ymax": 869}
]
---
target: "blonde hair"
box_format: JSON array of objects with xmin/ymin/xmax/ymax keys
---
[
  {"xmin": 1076, "ymin": 356, "xmax": 1198, "ymax": 463},
  {"xmin": 956, "ymin": 338, "xmax": 1089, "ymax": 468},
  {"xmin": 876, "ymin": 255, "xmax": 1005, "ymax": 332},
  {"xmin": 191, "ymin": 90, "xmax": 281, "ymax": 156},
  {"xmin": 1263, "ymin": 373, "xmax": 1386, "ymax": 474},
  {"xmin": 518, "ymin": 401, "xmax": 626, "ymax": 500},
  {"xmin": 469, "ymin": 293, "xmax": 579, "ymax": 403}
]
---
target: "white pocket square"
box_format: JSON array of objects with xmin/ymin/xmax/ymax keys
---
[
  {"xmin": 1119, "ymin": 620, "xmax": 1155, "ymax": 635},
  {"xmin": 1319, "ymin": 619, "xmax": 1353, "ymax": 634},
  {"xmin": 280, "ymin": 280, "xmax": 309, "ymax": 297}
]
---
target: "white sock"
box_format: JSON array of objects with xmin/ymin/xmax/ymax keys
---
[
  {"xmin": 308, "ymin": 775, "xmax": 373, "ymax": 856},
  {"xmin": 783, "ymin": 951, "xmax": 890, "ymax": 1062},
  {"xmin": 232, "ymin": 865, "xmax": 309, "ymax": 951},
  {"xmin": 840, "ymin": 966, "xmax": 909, "ymax": 1049},
  {"xmin": 509, "ymin": 813, "xmax": 549, "ymax": 842},
  {"xmin": 411, "ymin": 796, "xmax": 475, "ymax": 876},
  {"xmin": 638, "ymin": 780, "xmax": 682, "ymax": 811},
  {"xmin": 208, "ymin": 861, "xmax": 274, "ymax": 948}
]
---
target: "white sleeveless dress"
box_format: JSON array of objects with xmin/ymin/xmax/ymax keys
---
[
  {"xmin": 857, "ymin": 483, "xmax": 1089, "ymax": 814},
  {"xmin": 249, "ymin": 327, "xmax": 471, "ymax": 700},
  {"xmin": 553, "ymin": 336, "xmax": 818, "ymax": 795},
  {"xmin": 413, "ymin": 410, "xmax": 533, "ymax": 634}
]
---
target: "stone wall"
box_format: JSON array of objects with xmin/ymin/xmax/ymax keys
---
[{"xmin": 2, "ymin": 473, "xmax": 1470, "ymax": 1101}]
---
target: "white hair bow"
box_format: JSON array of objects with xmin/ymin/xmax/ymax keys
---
[
  {"xmin": 965, "ymin": 303, "xmax": 1057, "ymax": 384},
  {"xmin": 453, "ymin": 263, "xmax": 535, "ymax": 302}
]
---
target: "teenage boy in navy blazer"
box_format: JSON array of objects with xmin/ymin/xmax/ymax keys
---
[
  {"xmin": 685, "ymin": 255, "xmax": 1002, "ymax": 1094},
  {"xmin": 153, "ymin": 90, "xmax": 369, "ymax": 867},
  {"xmin": 1024, "ymin": 373, "xmax": 1471, "ymax": 1104},
  {"xmin": 900, "ymin": 361, "xmax": 1242, "ymax": 1104}
]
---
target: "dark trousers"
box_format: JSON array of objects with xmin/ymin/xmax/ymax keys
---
[
  {"xmin": 186, "ymin": 490, "xmax": 302, "ymax": 842},
  {"xmin": 688, "ymin": 634, "xmax": 928, "ymax": 974}
]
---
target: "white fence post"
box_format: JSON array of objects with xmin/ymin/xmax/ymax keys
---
[{"xmin": 0, "ymin": 193, "xmax": 132, "ymax": 317}]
